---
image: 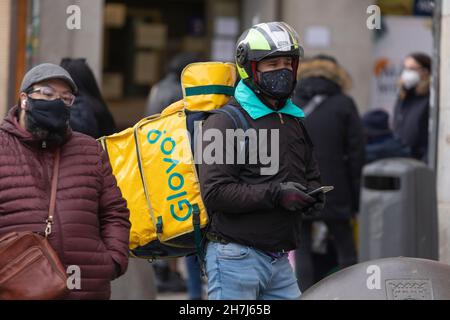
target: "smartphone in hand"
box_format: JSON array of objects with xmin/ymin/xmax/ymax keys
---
[{"xmin": 307, "ymin": 186, "xmax": 334, "ymax": 197}]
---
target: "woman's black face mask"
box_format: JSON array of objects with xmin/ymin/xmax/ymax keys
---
[
  {"xmin": 25, "ymin": 97, "xmax": 71, "ymax": 133},
  {"xmin": 24, "ymin": 97, "xmax": 71, "ymax": 146}
]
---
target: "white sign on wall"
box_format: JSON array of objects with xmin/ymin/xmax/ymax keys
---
[{"xmin": 305, "ymin": 25, "xmax": 331, "ymax": 49}]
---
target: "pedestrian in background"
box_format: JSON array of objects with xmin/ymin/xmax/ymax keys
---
[
  {"xmin": 393, "ymin": 52, "xmax": 431, "ymax": 162},
  {"xmin": 145, "ymin": 53, "xmax": 199, "ymax": 116},
  {"xmin": 60, "ymin": 58, "xmax": 117, "ymax": 138},
  {"xmin": 293, "ymin": 55, "xmax": 365, "ymax": 291},
  {"xmin": 362, "ymin": 109, "xmax": 411, "ymax": 164}
]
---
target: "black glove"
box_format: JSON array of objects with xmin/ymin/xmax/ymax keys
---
[
  {"xmin": 278, "ymin": 182, "xmax": 315, "ymax": 212},
  {"xmin": 303, "ymin": 191, "xmax": 326, "ymax": 216}
]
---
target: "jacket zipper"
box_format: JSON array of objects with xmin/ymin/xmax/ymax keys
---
[{"xmin": 278, "ymin": 113, "xmax": 284, "ymax": 124}]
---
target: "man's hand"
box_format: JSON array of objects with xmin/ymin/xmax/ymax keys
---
[
  {"xmin": 303, "ymin": 191, "xmax": 326, "ymax": 216},
  {"xmin": 278, "ymin": 182, "xmax": 315, "ymax": 212}
]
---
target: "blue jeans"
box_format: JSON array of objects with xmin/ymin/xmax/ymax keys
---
[{"xmin": 205, "ymin": 241, "xmax": 301, "ymax": 300}]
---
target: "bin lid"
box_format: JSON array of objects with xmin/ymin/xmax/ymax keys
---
[
  {"xmin": 300, "ymin": 257, "xmax": 450, "ymax": 300},
  {"xmin": 363, "ymin": 158, "xmax": 429, "ymax": 176}
]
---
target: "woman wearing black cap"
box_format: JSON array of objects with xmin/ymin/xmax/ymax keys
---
[{"xmin": 393, "ymin": 52, "xmax": 431, "ymax": 162}]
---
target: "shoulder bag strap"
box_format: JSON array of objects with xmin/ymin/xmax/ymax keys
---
[
  {"xmin": 45, "ymin": 149, "xmax": 61, "ymax": 238},
  {"xmin": 302, "ymin": 94, "xmax": 327, "ymax": 117}
]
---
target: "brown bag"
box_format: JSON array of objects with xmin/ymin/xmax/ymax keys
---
[{"xmin": 0, "ymin": 150, "xmax": 69, "ymax": 300}]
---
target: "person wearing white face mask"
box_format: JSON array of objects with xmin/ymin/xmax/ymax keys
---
[{"xmin": 393, "ymin": 52, "xmax": 431, "ymax": 162}]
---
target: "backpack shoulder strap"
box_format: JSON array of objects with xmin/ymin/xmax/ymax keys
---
[
  {"xmin": 210, "ymin": 103, "xmax": 250, "ymax": 131},
  {"xmin": 212, "ymin": 104, "xmax": 311, "ymax": 150}
]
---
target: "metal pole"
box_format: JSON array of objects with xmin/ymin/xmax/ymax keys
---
[
  {"xmin": 7, "ymin": 0, "xmax": 16, "ymax": 111},
  {"xmin": 428, "ymin": 0, "xmax": 442, "ymax": 170},
  {"xmin": 275, "ymin": 0, "xmax": 283, "ymax": 21}
]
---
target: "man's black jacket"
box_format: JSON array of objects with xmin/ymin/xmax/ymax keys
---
[{"xmin": 198, "ymin": 100, "xmax": 321, "ymax": 252}]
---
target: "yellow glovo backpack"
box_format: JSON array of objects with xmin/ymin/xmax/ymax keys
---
[{"xmin": 98, "ymin": 62, "xmax": 237, "ymax": 259}]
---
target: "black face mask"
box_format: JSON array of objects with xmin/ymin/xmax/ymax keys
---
[
  {"xmin": 25, "ymin": 97, "xmax": 71, "ymax": 133},
  {"xmin": 258, "ymin": 68, "xmax": 295, "ymax": 100}
]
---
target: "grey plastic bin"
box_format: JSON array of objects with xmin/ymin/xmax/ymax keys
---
[{"xmin": 358, "ymin": 158, "xmax": 438, "ymax": 262}]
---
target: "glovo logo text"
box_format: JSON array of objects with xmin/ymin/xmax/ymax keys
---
[{"xmin": 147, "ymin": 129, "xmax": 193, "ymax": 222}]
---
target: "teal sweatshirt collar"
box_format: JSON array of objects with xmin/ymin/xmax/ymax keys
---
[{"xmin": 234, "ymin": 80, "xmax": 305, "ymax": 120}]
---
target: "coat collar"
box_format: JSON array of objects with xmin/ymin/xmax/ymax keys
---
[
  {"xmin": 234, "ymin": 80, "xmax": 305, "ymax": 120},
  {"xmin": 0, "ymin": 105, "xmax": 72, "ymax": 150}
]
